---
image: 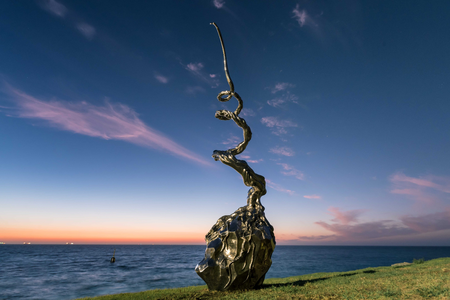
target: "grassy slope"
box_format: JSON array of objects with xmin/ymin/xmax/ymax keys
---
[{"xmin": 79, "ymin": 257, "xmax": 450, "ymax": 300}]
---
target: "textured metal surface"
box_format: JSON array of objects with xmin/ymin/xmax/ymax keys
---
[{"xmin": 195, "ymin": 23, "xmax": 275, "ymax": 291}]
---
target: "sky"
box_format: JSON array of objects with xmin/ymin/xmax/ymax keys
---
[{"xmin": 1, "ymin": 0, "xmax": 449, "ymax": 246}]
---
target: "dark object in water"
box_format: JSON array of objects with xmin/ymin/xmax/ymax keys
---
[{"xmin": 110, "ymin": 249, "xmax": 115, "ymax": 263}]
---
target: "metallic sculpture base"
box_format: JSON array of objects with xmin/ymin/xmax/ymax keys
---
[{"xmin": 195, "ymin": 204, "xmax": 275, "ymax": 291}]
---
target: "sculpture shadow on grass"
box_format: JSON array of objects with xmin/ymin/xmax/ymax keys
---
[{"xmin": 262, "ymin": 269, "xmax": 377, "ymax": 289}]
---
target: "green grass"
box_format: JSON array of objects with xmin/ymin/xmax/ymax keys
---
[{"xmin": 79, "ymin": 257, "xmax": 450, "ymax": 300}]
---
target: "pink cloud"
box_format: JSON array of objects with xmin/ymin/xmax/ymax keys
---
[
  {"xmin": 266, "ymin": 179, "xmax": 295, "ymax": 195},
  {"xmin": 3, "ymin": 84, "xmax": 210, "ymax": 166},
  {"xmin": 247, "ymin": 159, "xmax": 263, "ymax": 163},
  {"xmin": 400, "ymin": 210, "xmax": 450, "ymax": 233},
  {"xmin": 303, "ymin": 194, "xmax": 321, "ymax": 199},
  {"xmin": 277, "ymin": 163, "xmax": 304, "ymax": 180},
  {"xmin": 328, "ymin": 207, "xmax": 365, "ymax": 225},
  {"xmin": 390, "ymin": 172, "xmax": 442, "ymax": 190},
  {"xmin": 270, "ymin": 146, "xmax": 295, "ymax": 157},
  {"xmin": 298, "ymin": 208, "xmax": 450, "ymax": 242},
  {"xmin": 292, "ymin": 5, "xmax": 308, "ymax": 27},
  {"xmin": 315, "ymin": 220, "xmax": 414, "ymax": 240},
  {"xmin": 213, "ymin": 0, "xmax": 225, "ymax": 9},
  {"xmin": 155, "ymin": 75, "xmax": 169, "ymax": 84},
  {"xmin": 389, "ymin": 172, "xmax": 450, "ymax": 204}
]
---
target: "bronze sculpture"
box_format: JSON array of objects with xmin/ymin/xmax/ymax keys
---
[{"xmin": 195, "ymin": 23, "xmax": 276, "ymax": 291}]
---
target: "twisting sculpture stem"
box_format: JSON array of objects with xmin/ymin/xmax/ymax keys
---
[{"xmin": 210, "ymin": 22, "xmax": 266, "ymax": 208}]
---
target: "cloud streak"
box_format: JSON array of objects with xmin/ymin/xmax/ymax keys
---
[
  {"xmin": 278, "ymin": 163, "xmax": 304, "ymax": 180},
  {"xmin": 40, "ymin": 0, "xmax": 67, "ymax": 18},
  {"xmin": 267, "ymin": 92, "xmax": 299, "ymax": 108},
  {"xmin": 304, "ymin": 194, "xmax": 321, "ymax": 199},
  {"xmin": 261, "ymin": 116, "xmax": 298, "ymax": 135},
  {"xmin": 298, "ymin": 207, "xmax": 450, "ymax": 242},
  {"xmin": 222, "ymin": 134, "xmax": 241, "ymax": 145},
  {"xmin": 184, "ymin": 62, "xmax": 219, "ymax": 88},
  {"xmin": 76, "ymin": 22, "xmax": 96, "ymax": 40},
  {"xmin": 155, "ymin": 75, "xmax": 169, "ymax": 84},
  {"xmin": 213, "ymin": 0, "xmax": 225, "ymax": 9},
  {"xmin": 270, "ymin": 146, "xmax": 295, "ymax": 157},
  {"xmin": 389, "ymin": 172, "xmax": 450, "ymax": 204},
  {"xmin": 266, "ymin": 179, "xmax": 295, "ymax": 195},
  {"xmin": 2, "ymin": 84, "xmax": 210, "ymax": 166},
  {"xmin": 271, "ymin": 82, "xmax": 295, "ymax": 94},
  {"xmin": 292, "ymin": 5, "xmax": 308, "ymax": 27},
  {"xmin": 39, "ymin": 0, "xmax": 97, "ymax": 40},
  {"xmin": 328, "ymin": 207, "xmax": 365, "ymax": 225}
]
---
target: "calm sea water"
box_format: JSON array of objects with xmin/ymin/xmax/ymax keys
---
[{"xmin": 1, "ymin": 245, "xmax": 449, "ymax": 300}]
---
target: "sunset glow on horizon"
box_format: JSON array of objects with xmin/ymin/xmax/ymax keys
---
[{"xmin": 1, "ymin": 1, "xmax": 450, "ymax": 246}]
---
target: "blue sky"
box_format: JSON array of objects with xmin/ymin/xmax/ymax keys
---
[{"xmin": 1, "ymin": 0, "xmax": 450, "ymax": 245}]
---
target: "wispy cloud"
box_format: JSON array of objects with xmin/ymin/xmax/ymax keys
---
[
  {"xmin": 328, "ymin": 207, "xmax": 365, "ymax": 225},
  {"xmin": 186, "ymin": 62, "xmax": 204, "ymax": 73},
  {"xmin": 267, "ymin": 92, "xmax": 299, "ymax": 108},
  {"xmin": 2, "ymin": 84, "xmax": 210, "ymax": 166},
  {"xmin": 390, "ymin": 172, "xmax": 449, "ymax": 192},
  {"xmin": 304, "ymin": 194, "xmax": 321, "ymax": 199},
  {"xmin": 315, "ymin": 220, "xmax": 414, "ymax": 240},
  {"xmin": 184, "ymin": 62, "xmax": 219, "ymax": 88},
  {"xmin": 185, "ymin": 86, "xmax": 205, "ymax": 95},
  {"xmin": 271, "ymin": 82, "xmax": 295, "ymax": 94},
  {"xmin": 213, "ymin": 0, "xmax": 225, "ymax": 9},
  {"xmin": 248, "ymin": 159, "xmax": 263, "ymax": 163},
  {"xmin": 400, "ymin": 210, "xmax": 450, "ymax": 233},
  {"xmin": 266, "ymin": 179, "xmax": 295, "ymax": 195},
  {"xmin": 277, "ymin": 163, "xmax": 304, "ymax": 180},
  {"xmin": 222, "ymin": 134, "xmax": 241, "ymax": 145},
  {"xmin": 155, "ymin": 75, "xmax": 169, "ymax": 84},
  {"xmin": 270, "ymin": 146, "xmax": 295, "ymax": 156},
  {"xmin": 292, "ymin": 5, "xmax": 308, "ymax": 27},
  {"xmin": 298, "ymin": 207, "xmax": 450, "ymax": 242},
  {"xmin": 76, "ymin": 22, "xmax": 96, "ymax": 40},
  {"xmin": 261, "ymin": 116, "xmax": 298, "ymax": 135},
  {"xmin": 40, "ymin": 0, "xmax": 67, "ymax": 18},
  {"xmin": 241, "ymin": 108, "xmax": 256, "ymax": 117},
  {"xmin": 389, "ymin": 172, "xmax": 450, "ymax": 204},
  {"xmin": 39, "ymin": 1, "xmax": 98, "ymax": 41}
]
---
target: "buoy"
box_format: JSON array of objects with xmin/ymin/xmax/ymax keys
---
[{"xmin": 110, "ymin": 249, "xmax": 116, "ymax": 263}]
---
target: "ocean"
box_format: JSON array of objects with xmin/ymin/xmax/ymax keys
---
[{"xmin": 1, "ymin": 245, "xmax": 449, "ymax": 300}]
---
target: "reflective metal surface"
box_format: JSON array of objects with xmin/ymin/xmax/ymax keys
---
[{"xmin": 195, "ymin": 23, "xmax": 276, "ymax": 291}]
